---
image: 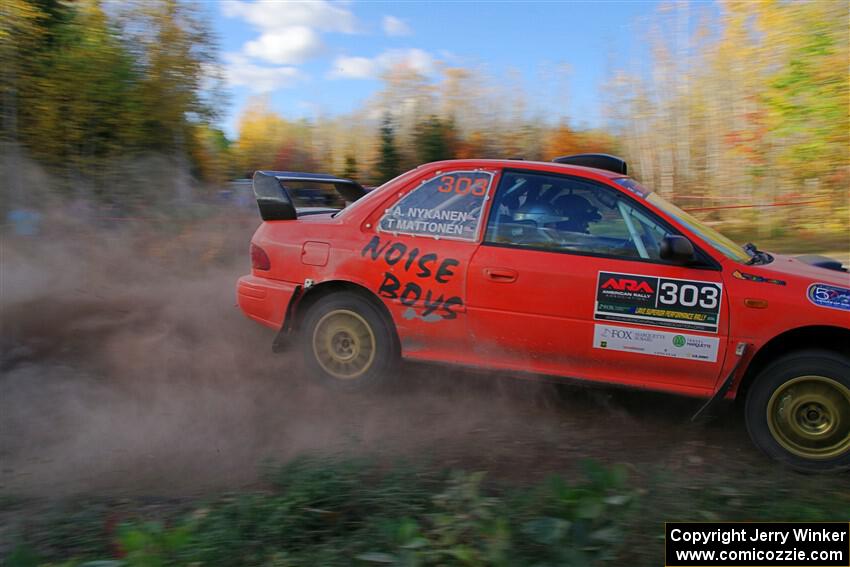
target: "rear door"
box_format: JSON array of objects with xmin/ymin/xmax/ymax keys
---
[{"xmin": 465, "ymin": 169, "xmax": 729, "ymax": 396}]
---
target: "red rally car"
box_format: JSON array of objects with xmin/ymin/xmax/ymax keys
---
[{"xmin": 236, "ymin": 154, "xmax": 850, "ymax": 472}]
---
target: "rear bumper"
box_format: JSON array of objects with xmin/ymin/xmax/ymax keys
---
[{"xmin": 236, "ymin": 274, "xmax": 297, "ymax": 330}]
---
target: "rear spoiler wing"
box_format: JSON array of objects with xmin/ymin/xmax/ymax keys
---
[{"xmin": 252, "ymin": 170, "xmax": 367, "ymax": 221}]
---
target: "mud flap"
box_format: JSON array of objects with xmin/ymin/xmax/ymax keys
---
[
  {"xmin": 691, "ymin": 342, "xmax": 749, "ymax": 422},
  {"xmin": 272, "ymin": 285, "xmax": 303, "ymax": 353}
]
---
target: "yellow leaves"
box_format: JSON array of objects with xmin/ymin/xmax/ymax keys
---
[
  {"xmin": 0, "ymin": 0, "xmax": 45, "ymax": 43},
  {"xmin": 609, "ymin": 0, "xmax": 847, "ymax": 212},
  {"xmin": 545, "ymin": 125, "xmax": 583, "ymax": 161},
  {"xmin": 191, "ymin": 125, "xmax": 232, "ymax": 185},
  {"xmin": 231, "ymin": 97, "xmax": 324, "ymax": 175}
]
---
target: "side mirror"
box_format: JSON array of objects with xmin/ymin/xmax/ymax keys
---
[{"xmin": 660, "ymin": 235, "xmax": 695, "ymax": 263}]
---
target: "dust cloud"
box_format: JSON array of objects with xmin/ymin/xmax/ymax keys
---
[{"xmin": 1, "ymin": 205, "xmax": 761, "ymax": 499}]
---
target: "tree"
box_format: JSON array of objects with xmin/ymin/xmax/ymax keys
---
[
  {"xmin": 603, "ymin": 0, "xmax": 848, "ymax": 224},
  {"xmin": 414, "ymin": 115, "xmax": 455, "ymax": 164},
  {"xmin": 11, "ymin": 1, "xmax": 133, "ymax": 163},
  {"xmin": 191, "ymin": 125, "xmax": 232, "ymax": 184},
  {"xmin": 123, "ymin": 0, "xmax": 219, "ymax": 150},
  {"xmin": 2, "ymin": 0, "xmax": 225, "ymax": 203},
  {"xmin": 342, "ymin": 154, "xmax": 358, "ymax": 181},
  {"xmin": 0, "ymin": 0, "xmax": 49, "ymax": 210},
  {"xmin": 545, "ymin": 123, "xmax": 582, "ymax": 160},
  {"xmin": 376, "ymin": 114, "xmax": 401, "ymax": 184},
  {"xmin": 232, "ymin": 97, "xmax": 288, "ymax": 176},
  {"xmin": 757, "ymin": 0, "xmax": 849, "ymax": 194}
]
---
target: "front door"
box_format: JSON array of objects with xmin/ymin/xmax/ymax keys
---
[{"xmin": 465, "ymin": 169, "xmax": 729, "ymax": 396}]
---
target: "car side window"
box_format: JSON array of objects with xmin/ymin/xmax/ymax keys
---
[
  {"xmin": 484, "ymin": 171, "xmax": 674, "ymax": 260},
  {"xmin": 379, "ymin": 170, "xmax": 494, "ymax": 241}
]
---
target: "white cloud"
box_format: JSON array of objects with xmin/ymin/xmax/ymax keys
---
[
  {"xmin": 328, "ymin": 48, "xmax": 435, "ymax": 80},
  {"xmin": 382, "ymin": 15, "xmax": 412, "ymax": 37},
  {"xmin": 328, "ymin": 56, "xmax": 377, "ymax": 79},
  {"xmin": 223, "ymin": 0, "xmax": 358, "ymax": 33},
  {"xmin": 243, "ymin": 26, "xmax": 323, "ymax": 64},
  {"xmin": 377, "ymin": 48, "xmax": 434, "ymax": 75},
  {"xmin": 222, "ymin": 1, "xmax": 358, "ymax": 72},
  {"xmin": 223, "ymin": 53, "xmax": 304, "ymax": 93}
]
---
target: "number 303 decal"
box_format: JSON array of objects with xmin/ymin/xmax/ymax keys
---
[
  {"xmin": 659, "ymin": 282, "xmax": 719, "ymax": 309},
  {"xmin": 437, "ymin": 175, "xmax": 488, "ymax": 196}
]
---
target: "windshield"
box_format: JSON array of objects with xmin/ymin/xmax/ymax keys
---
[
  {"xmin": 647, "ymin": 192, "xmax": 750, "ymax": 262},
  {"xmin": 615, "ymin": 179, "xmax": 750, "ymax": 263}
]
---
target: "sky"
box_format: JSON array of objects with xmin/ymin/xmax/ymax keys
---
[{"xmin": 212, "ymin": 1, "xmax": 659, "ymax": 138}]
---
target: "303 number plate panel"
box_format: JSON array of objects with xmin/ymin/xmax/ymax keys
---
[{"xmin": 594, "ymin": 271, "xmax": 723, "ymax": 333}]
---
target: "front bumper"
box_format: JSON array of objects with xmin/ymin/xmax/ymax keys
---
[{"xmin": 236, "ymin": 274, "xmax": 298, "ymax": 330}]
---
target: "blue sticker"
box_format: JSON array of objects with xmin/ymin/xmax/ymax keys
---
[{"xmin": 807, "ymin": 283, "xmax": 850, "ymax": 312}]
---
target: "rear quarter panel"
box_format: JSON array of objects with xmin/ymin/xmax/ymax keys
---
[{"xmin": 251, "ymin": 165, "xmax": 480, "ymax": 360}]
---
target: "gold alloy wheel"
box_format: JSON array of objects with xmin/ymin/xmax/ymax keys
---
[
  {"xmin": 766, "ymin": 375, "xmax": 850, "ymax": 460},
  {"xmin": 312, "ymin": 309, "xmax": 376, "ymax": 380}
]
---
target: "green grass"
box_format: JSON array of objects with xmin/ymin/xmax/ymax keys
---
[
  {"xmin": 4, "ymin": 457, "xmax": 848, "ymax": 567},
  {"xmin": 5, "ymin": 457, "xmax": 636, "ymax": 567}
]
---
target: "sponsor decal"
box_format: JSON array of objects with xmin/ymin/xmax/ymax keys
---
[
  {"xmin": 732, "ymin": 270, "xmax": 786, "ymax": 285},
  {"xmin": 601, "ymin": 277, "xmax": 655, "ymax": 293},
  {"xmin": 807, "ymin": 282, "xmax": 850, "ymax": 312},
  {"xmin": 593, "ymin": 324, "xmax": 719, "ymax": 363},
  {"xmin": 595, "ymin": 271, "xmax": 723, "ymax": 333}
]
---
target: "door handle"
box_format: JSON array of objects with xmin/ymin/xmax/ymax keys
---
[{"xmin": 484, "ymin": 268, "xmax": 518, "ymax": 283}]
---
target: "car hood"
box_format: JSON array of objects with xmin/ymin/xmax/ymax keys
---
[{"xmin": 757, "ymin": 253, "xmax": 850, "ymax": 286}]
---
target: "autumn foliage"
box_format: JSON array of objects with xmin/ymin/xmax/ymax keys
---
[{"xmin": 2, "ymin": 0, "xmax": 847, "ymax": 232}]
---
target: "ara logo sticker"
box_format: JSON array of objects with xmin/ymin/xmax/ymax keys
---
[
  {"xmin": 601, "ymin": 277, "xmax": 655, "ymax": 294},
  {"xmin": 807, "ymin": 283, "xmax": 850, "ymax": 312}
]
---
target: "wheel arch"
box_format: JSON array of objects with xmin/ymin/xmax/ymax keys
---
[
  {"xmin": 289, "ymin": 279, "xmax": 400, "ymax": 351},
  {"xmin": 736, "ymin": 325, "xmax": 850, "ymax": 401}
]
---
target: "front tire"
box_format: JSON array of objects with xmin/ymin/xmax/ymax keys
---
[
  {"xmin": 745, "ymin": 349, "xmax": 850, "ymax": 473},
  {"xmin": 300, "ymin": 291, "xmax": 398, "ymax": 390}
]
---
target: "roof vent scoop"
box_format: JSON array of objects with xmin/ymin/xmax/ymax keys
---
[
  {"xmin": 795, "ymin": 254, "xmax": 848, "ymax": 273},
  {"xmin": 553, "ymin": 154, "xmax": 628, "ymax": 175}
]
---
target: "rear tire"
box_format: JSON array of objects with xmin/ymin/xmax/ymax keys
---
[
  {"xmin": 300, "ymin": 291, "xmax": 398, "ymax": 390},
  {"xmin": 744, "ymin": 349, "xmax": 850, "ymax": 473}
]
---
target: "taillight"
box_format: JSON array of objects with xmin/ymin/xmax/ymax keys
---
[{"xmin": 250, "ymin": 243, "xmax": 271, "ymax": 271}]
